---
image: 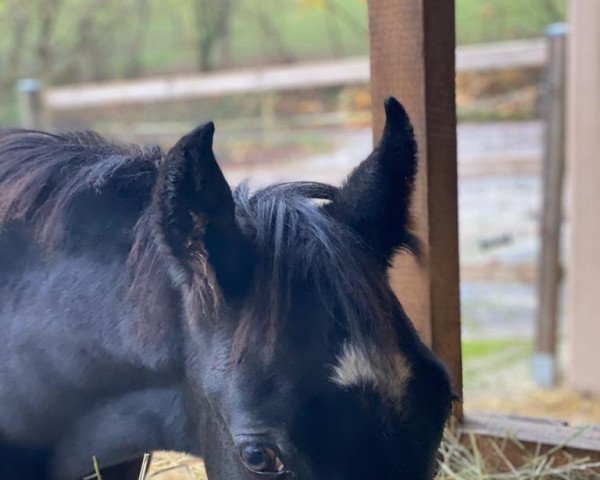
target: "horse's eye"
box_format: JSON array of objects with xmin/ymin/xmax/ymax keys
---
[{"xmin": 240, "ymin": 443, "xmax": 285, "ymax": 475}]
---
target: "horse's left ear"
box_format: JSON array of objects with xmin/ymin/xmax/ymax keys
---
[
  {"xmin": 327, "ymin": 97, "xmax": 420, "ymax": 265},
  {"xmin": 157, "ymin": 122, "xmax": 251, "ymax": 296}
]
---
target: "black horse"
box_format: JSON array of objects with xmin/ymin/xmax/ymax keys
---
[{"xmin": 0, "ymin": 97, "xmax": 452, "ymax": 480}]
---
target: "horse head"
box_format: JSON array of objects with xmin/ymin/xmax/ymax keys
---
[{"xmin": 154, "ymin": 97, "xmax": 452, "ymax": 480}]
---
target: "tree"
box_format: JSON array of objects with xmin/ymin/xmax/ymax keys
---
[{"xmin": 194, "ymin": 0, "xmax": 234, "ymax": 72}]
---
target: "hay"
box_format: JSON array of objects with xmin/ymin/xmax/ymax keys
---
[
  {"xmin": 437, "ymin": 428, "xmax": 600, "ymax": 479},
  {"xmin": 145, "ymin": 433, "xmax": 600, "ymax": 479},
  {"xmin": 147, "ymin": 452, "xmax": 207, "ymax": 480}
]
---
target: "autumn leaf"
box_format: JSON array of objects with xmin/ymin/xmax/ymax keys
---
[{"xmin": 298, "ymin": 0, "xmax": 325, "ymax": 10}]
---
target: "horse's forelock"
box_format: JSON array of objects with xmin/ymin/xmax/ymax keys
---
[{"xmin": 231, "ymin": 182, "xmax": 401, "ymax": 366}]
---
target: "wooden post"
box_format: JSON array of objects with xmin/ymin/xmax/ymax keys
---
[
  {"xmin": 566, "ymin": 0, "xmax": 600, "ymax": 394},
  {"xmin": 16, "ymin": 78, "xmax": 44, "ymax": 129},
  {"xmin": 533, "ymin": 23, "xmax": 567, "ymax": 389},
  {"xmin": 366, "ymin": 0, "xmax": 462, "ymax": 409}
]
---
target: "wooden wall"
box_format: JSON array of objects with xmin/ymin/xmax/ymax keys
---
[{"xmin": 566, "ymin": 0, "xmax": 600, "ymax": 393}]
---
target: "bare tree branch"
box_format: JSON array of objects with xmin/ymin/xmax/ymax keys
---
[
  {"xmin": 195, "ymin": 0, "xmax": 234, "ymax": 72},
  {"xmin": 125, "ymin": 0, "xmax": 151, "ymax": 77},
  {"xmin": 2, "ymin": 0, "xmax": 30, "ymax": 86},
  {"xmin": 323, "ymin": 0, "xmax": 345, "ymax": 56},
  {"xmin": 252, "ymin": 1, "xmax": 295, "ymax": 64},
  {"xmin": 324, "ymin": 0, "xmax": 367, "ymax": 35},
  {"xmin": 543, "ymin": 0, "xmax": 565, "ymax": 23},
  {"xmin": 35, "ymin": 0, "xmax": 64, "ymax": 81}
]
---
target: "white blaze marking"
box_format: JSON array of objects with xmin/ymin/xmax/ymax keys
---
[{"xmin": 330, "ymin": 342, "xmax": 411, "ymax": 406}]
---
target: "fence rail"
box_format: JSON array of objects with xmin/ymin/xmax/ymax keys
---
[{"xmin": 43, "ymin": 38, "xmax": 546, "ymax": 111}]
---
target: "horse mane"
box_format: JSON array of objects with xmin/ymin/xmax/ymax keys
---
[
  {"xmin": 0, "ymin": 130, "xmax": 170, "ymax": 311},
  {"xmin": 0, "ymin": 129, "xmax": 160, "ymax": 249},
  {"xmin": 0, "ymin": 129, "xmax": 400, "ymax": 357}
]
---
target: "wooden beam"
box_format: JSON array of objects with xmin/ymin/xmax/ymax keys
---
[
  {"xmin": 456, "ymin": 37, "xmax": 546, "ymax": 72},
  {"xmin": 366, "ymin": 1, "xmax": 462, "ymax": 406},
  {"xmin": 463, "ymin": 413, "xmax": 600, "ymax": 454},
  {"xmin": 533, "ymin": 24, "xmax": 567, "ymax": 389},
  {"xmin": 16, "ymin": 78, "xmax": 44, "ymax": 129},
  {"xmin": 461, "ymin": 262, "xmax": 536, "ymax": 284},
  {"xmin": 461, "ymin": 413, "xmax": 600, "ymax": 470},
  {"xmin": 566, "ymin": 0, "xmax": 600, "ymax": 394},
  {"xmin": 45, "ymin": 58, "xmax": 370, "ymax": 109},
  {"xmin": 43, "ymin": 39, "xmax": 545, "ymax": 111}
]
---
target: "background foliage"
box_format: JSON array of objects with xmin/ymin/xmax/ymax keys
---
[
  {"xmin": 0, "ymin": 0, "xmax": 565, "ymax": 87},
  {"xmin": 0, "ymin": 0, "xmax": 565, "ymax": 126}
]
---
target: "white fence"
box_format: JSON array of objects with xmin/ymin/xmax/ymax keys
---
[{"xmin": 42, "ymin": 38, "xmax": 546, "ymax": 111}]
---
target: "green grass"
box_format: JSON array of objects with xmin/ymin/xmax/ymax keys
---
[
  {"xmin": 462, "ymin": 338, "xmax": 531, "ymax": 362},
  {"xmin": 462, "ymin": 338, "xmax": 533, "ymax": 397},
  {"xmin": 456, "ymin": 0, "xmax": 566, "ymax": 44}
]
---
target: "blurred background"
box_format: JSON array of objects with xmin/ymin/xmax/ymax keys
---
[{"xmin": 1, "ymin": 0, "xmax": 597, "ymax": 432}]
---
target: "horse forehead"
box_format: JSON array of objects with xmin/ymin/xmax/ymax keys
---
[{"xmin": 329, "ymin": 342, "xmax": 411, "ymax": 407}]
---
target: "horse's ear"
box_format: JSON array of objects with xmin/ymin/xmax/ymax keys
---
[
  {"xmin": 157, "ymin": 122, "xmax": 251, "ymax": 296},
  {"xmin": 328, "ymin": 97, "xmax": 420, "ymax": 265}
]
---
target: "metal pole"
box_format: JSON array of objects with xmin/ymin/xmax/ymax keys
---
[
  {"xmin": 16, "ymin": 78, "xmax": 44, "ymax": 129},
  {"xmin": 533, "ymin": 23, "xmax": 568, "ymax": 388}
]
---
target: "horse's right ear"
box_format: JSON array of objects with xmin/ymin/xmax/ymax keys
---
[
  {"xmin": 156, "ymin": 122, "xmax": 251, "ymax": 296},
  {"xmin": 327, "ymin": 97, "xmax": 420, "ymax": 266}
]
